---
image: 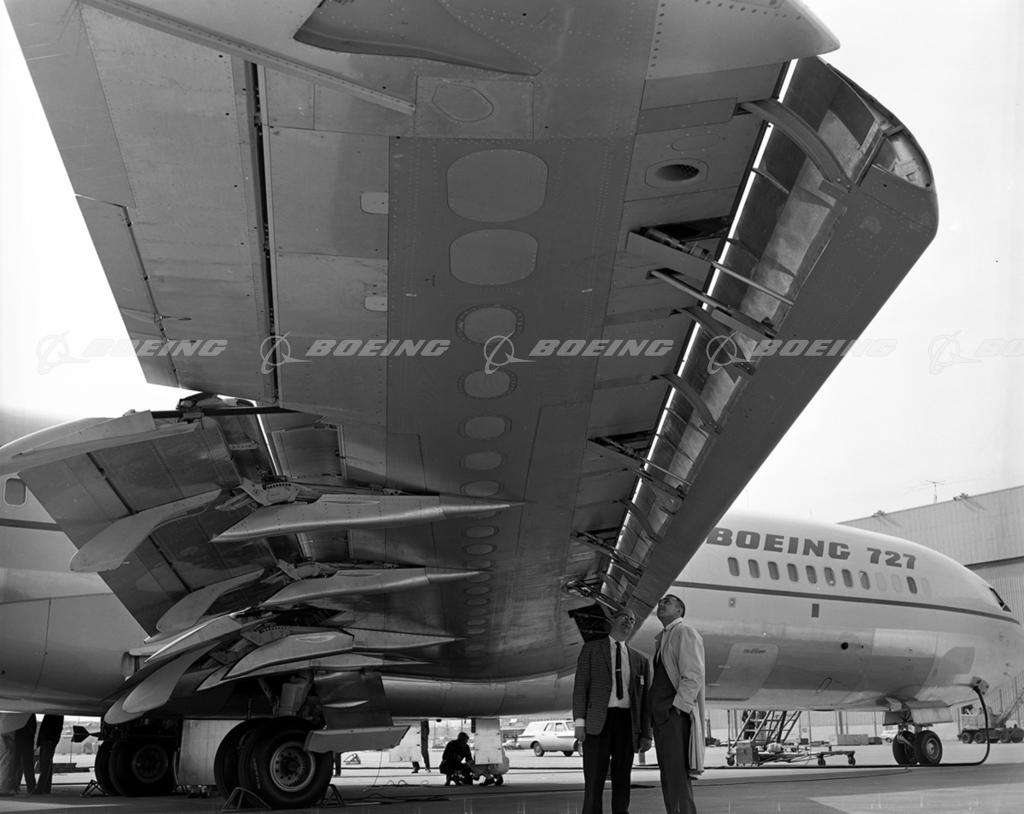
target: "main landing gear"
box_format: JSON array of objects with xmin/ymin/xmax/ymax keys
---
[
  {"xmin": 891, "ymin": 728, "xmax": 943, "ymax": 766},
  {"xmin": 215, "ymin": 717, "xmax": 333, "ymax": 809},
  {"xmin": 93, "ymin": 725, "xmax": 177, "ymax": 796}
]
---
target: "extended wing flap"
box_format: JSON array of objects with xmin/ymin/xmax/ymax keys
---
[
  {"xmin": 11, "ymin": 407, "xmax": 290, "ymax": 632},
  {"xmin": 0, "ymin": 413, "xmax": 198, "ymax": 476},
  {"xmin": 71, "ymin": 486, "xmax": 222, "ymax": 573},
  {"xmin": 156, "ymin": 569, "xmax": 265, "ymax": 634},
  {"xmin": 226, "ymin": 630, "xmax": 356, "ymax": 679}
]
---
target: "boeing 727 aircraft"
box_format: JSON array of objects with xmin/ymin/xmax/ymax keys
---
[
  {"xmin": 1, "ymin": 0, "xmax": 941, "ymax": 807},
  {"xmin": 1, "ymin": 477, "xmax": 1021, "ymax": 795}
]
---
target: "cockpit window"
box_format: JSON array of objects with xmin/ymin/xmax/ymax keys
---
[
  {"xmin": 3, "ymin": 478, "xmax": 26, "ymax": 506},
  {"xmin": 990, "ymin": 587, "xmax": 1012, "ymax": 613}
]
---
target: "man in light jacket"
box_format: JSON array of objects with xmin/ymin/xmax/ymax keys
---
[{"xmin": 650, "ymin": 594, "xmax": 706, "ymax": 814}]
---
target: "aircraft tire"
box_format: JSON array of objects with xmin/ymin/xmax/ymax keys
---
[
  {"xmin": 94, "ymin": 740, "xmax": 119, "ymax": 795},
  {"xmin": 238, "ymin": 718, "xmax": 332, "ymax": 809},
  {"xmin": 214, "ymin": 719, "xmax": 263, "ymax": 798},
  {"xmin": 891, "ymin": 732, "xmax": 917, "ymax": 765},
  {"xmin": 108, "ymin": 737, "xmax": 176, "ymax": 796},
  {"xmin": 913, "ymin": 730, "xmax": 942, "ymax": 765}
]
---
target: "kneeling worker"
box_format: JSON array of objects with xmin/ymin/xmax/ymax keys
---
[{"xmin": 439, "ymin": 732, "xmax": 478, "ymax": 786}]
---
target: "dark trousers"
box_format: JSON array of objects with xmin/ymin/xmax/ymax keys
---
[
  {"xmin": 13, "ymin": 722, "xmax": 35, "ymax": 794},
  {"xmin": 419, "ymin": 721, "xmax": 431, "ymax": 770},
  {"xmin": 35, "ymin": 741, "xmax": 58, "ymax": 794},
  {"xmin": 582, "ymin": 707, "xmax": 634, "ymax": 814},
  {"xmin": 652, "ymin": 711, "xmax": 696, "ymax": 814}
]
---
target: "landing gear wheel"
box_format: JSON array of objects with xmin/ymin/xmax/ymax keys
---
[
  {"xmin": 108, "ymin": 738, "xmax": 176, "ymax": 796},
  {"xmin": 532, "ymin": 743, "xmax": 544, "ymax": 757},
  {"xmin": 914, "ymin": 730, "xmax": 942, "ymax": 766},
  {"xmin": 214, "ymin": 720, "xmax": 263, "ymax": 798},
  {"xmin": 238, "ymin": 718, "xmax": 333, "ymax": 809},
  {"xmin": 94, "ymin": 740, "xmax": 119, "ymax": 795},
  {"xmin": 891, "ymin": 731, "xmax": 918, "ymax": 766}
]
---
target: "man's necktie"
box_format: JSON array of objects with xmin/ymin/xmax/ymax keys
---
[{"xmin": 615, "ymin": 642, "xmax": 623, "ymax": 700}]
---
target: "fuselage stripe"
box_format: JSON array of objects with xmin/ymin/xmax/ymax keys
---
[
  {"xmin": 0, "ymin": 518, "xmax": 63, "ymax": 532},
  {"xmin": 673, "ymin": 581, "xmax": 1021, "ymax": 626}
]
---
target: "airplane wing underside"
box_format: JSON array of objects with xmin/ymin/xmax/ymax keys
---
[{"xmin": 3, "ymin": 0, "xmax": 936, "ymax": 709}]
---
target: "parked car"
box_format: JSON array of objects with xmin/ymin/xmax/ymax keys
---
[{"xmin": 516, "ymin": 720, "xmax": 579, "ymax": 756}]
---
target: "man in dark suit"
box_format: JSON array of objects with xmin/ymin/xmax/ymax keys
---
[
  {"xmin": 573, "ymin": 609, "xmax": 653, "ymax": 814},
  {"xmin": 12, "ymin": 715, "xmax": 36, "ymax": 795},
  {"xmin": 33, "ymin": 715, "xmax": 64, "ymax": 794}
]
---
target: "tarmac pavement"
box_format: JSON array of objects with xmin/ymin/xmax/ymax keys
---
[{"xmin": 0, "ymin": 742, "xmax": 1020, "ymax": 813}]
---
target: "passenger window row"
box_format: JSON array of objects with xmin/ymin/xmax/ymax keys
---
[{"xmin": 727, "ymin": 557, "xmax": 926, "ymax": 596}]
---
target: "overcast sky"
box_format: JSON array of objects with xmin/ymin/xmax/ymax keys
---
[{"xmin": 1, "ymin": 1, "xmax": 1021, "ymax": 523}]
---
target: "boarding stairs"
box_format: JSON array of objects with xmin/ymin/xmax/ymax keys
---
[{"xmin": 727, "ymin": 709, "xmax": 802, "ymax": 765}]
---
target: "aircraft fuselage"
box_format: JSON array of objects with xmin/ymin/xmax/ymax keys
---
[{"xmin": 2, "ymin": 497, "xmax": 1019, "ymax": 719}]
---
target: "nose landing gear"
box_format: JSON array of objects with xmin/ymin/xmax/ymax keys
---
[
  {"xmin": 891, "ymin": 727, "xmax": 943, "ymax": 766},
  {"xmin": 913, "ymin": 730, "xmax": 943, "ymax": 766},
  {"xmin": 891, "ymin": 729, "xmax": 917, "ymax": 765}
]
